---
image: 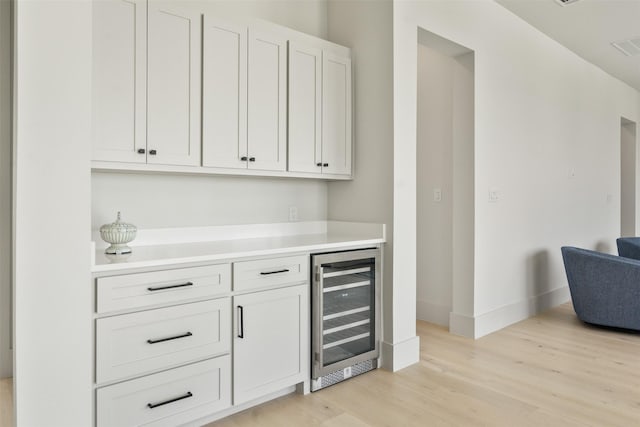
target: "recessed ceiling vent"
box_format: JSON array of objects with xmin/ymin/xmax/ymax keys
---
[
  {"xmin": 554, "ymin": 0, "xmax": 581, "ymax": 6},
  {"xmin": 612, "ymin": 38, "xmax": 640, "ymax": 57}
]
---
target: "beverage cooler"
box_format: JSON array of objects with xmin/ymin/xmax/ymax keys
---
[{"xmin": 310, "ymin": 248, "xmax": 380, "ymax": 391}]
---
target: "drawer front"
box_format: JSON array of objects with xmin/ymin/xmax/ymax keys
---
[
  {"xmin": 97, "ymin": 356, "xmax": 231, "ymax": 427},
  {"xmin": 96, "ymin": 299, "xmax": 230, "ymax": 384},
  {"xmin": 96, "ymin": 264, "xmax": 231, "ymax": 313},
  {"xmin": 233, "ymin": 255, "xmax": 309, "ymax": 292}
]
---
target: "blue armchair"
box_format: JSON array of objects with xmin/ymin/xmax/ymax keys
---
[
  {"xmin": 616, "ymin": 237, "xmax": 640, "ymax": 261},
  {"xmin": 561, "ymin": 246, "xmax": 640, "ymax": 331}
]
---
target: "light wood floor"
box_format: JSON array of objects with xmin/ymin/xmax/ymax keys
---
[
  {"xmin": 0, "ymin": 377, "xmax": 12, "ymax": 427},
  {"xmin": 1, "ymin": 303, "xmax": 639, "ymax": 427},
  {"xmin": 209, "ymin": 303, "xmax": 640, "ymax": 427}
]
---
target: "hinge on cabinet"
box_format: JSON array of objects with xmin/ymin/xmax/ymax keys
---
[{"xmin": 315, "ymin": 352, "xmax": 320, "ymax": 362}]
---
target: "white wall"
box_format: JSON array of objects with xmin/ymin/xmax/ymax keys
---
[
  {"xmin": 394, "ymin": 0, "xmax": 640, "ymax": 339},
  {"xmin": 415, "ymin": 30, "xmax": 476, "ymax": 335},
  {"xmin": 92, "ymin": 173, "xmax": 327, "ymax": 229},
  {"xmin": 416, "ymin": 43, "xmax": 475, "ymax": 331},
  {"xmin": 621, "ymin": 120, "xmax": 637, "ymax": 236},
  {"xmin": 13, "ymin": 0, "xmax": 93, "ymax": 425},
  {"xmin": 416, "ymin": 44, "xmax": 454, "ymax": 326},
  {"xmin": 0, "ymin": 0, "xmax": 12, "ymax": 380},
  {"xmin": 450, "ymin": 51, "xmax": 475, "ymax": 332},
  {"xmin": 326, "ymin": 0, "xmax": 410, "ymax": 370},
  {"xmin": 92, "ymin": 0, "xmax": 330, "ymax": 232}
]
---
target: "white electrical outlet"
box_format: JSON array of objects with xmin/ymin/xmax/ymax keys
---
[
  {"xmin": 343, "ymin": 366, "xmax": 352, "ymax": 378},
  {"xmin": 288, "ymin": 206, "xmax": 298, "ymax": 222},
  {"xmin": 433, "ymin": 188, "xmax": 442, "ymax": 202}
]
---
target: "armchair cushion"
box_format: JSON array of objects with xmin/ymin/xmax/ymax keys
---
[{"xmin": 561, "ymin": 246, "xmax": 640, "ymax": 331}]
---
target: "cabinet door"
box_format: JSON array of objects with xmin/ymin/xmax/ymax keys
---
[
  {"xmin": 147, "ymin": 1, "xmax": 201, "ymax": 166},
  {"xmin": 322, "ymin": 52, "xmax": 352, "ymax": 176},
  {"xmin": 202, "ymin": 18, "xmax": 248, "ymax": 170},
  {"xmin": 288, "ymin": 43, "xmax": 322, "ymax": 174},
  {"xmin": 92, "ymin": 0, "xmax": 146, "ymax": 163},
  {"xmin": 247, "ymin": 29, "xmax": 287, "ymax": 171},
  {"xmin": 233, "ymin": 284, "xmax": 309, "ymax": 405}
]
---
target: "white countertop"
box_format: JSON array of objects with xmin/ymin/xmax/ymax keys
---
[{"xmin": 92, "ymin": 221, "xmax": 385, "ymax": 273}]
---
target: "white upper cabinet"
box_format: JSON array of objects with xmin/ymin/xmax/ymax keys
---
[
  {"xmin": 322, "ymin": 52, "xmax": 352, "ymax": 176},
  {"xmin": 92, "ymin": 0, "xmax": 146, "ymax": 163},
  {"xmin": 247, "ymin": 29, "xmax": 287, "ymax": 172},
  {"xmin": 202, "ymin": 19, "xmax": 248, "ymax": 170},
  {"xmin": 93, "ymin": 8, "xmax": 353, "ymax": 179},
  {"xmin": 288, "ymin": 46, "xmax": 352, "ymax": 177},
  {"xmin": 202, "ymin": 25, "xmax": 287, "ymax": 172},
  {"xmin": 287, "ymin": 42, "xmax": 322, "ymax": 174},
  {"xmin": 147, "ymin": 0, "xmax": 201, "ymax": 166}
]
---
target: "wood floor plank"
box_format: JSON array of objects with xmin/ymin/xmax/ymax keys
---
[
  {"xmin": 0, "ymin": 378, "xmax": 12, "ymax": 427},
  {"xmin": 2, "ymin": 303, "xmax": 640, "ymax": 427},
  {"xmin": 208, "ymin": 303, "xmax": 640, "ymax": 427}
]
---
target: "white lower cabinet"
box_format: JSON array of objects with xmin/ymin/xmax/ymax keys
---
[
  {"xmin": 233, "ymin": 284, "xmax": 309, "ymax": 405},
  {"xmin": 94, "ymin": 256, "xmax": 309, "ymax": 426},
  {"xmin": 97, "ymin": 356, "xmax": 231, "ymax": 427}
]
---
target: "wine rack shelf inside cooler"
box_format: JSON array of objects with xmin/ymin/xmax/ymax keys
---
[{"xmin": 314, "ymin": 252, "xmax": 379, "ymax": 375}]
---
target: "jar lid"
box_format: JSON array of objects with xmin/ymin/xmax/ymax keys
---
[{"xmin": 100, "ymin": 211, "xmax": 137, "ymax": 234}]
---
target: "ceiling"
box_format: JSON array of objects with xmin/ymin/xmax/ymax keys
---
[{"xmin": 496, "ymin": 0, "xmax": 640, "ymax": 92}]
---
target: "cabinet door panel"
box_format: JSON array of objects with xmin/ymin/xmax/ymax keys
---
[
  {"xmin": 202, "ymin": 19, "xmax": 247, "ymax": 169},
  {"xmin": 92, "ymin": 0, "xmax": 146, "ymax": 163},
  {"xmin": 233, "ymin": 284, "xmax": 308, "ymax": 405},
  {"xmin": 322, "ymin": 53, "xmax": 352, "ymax": 176},
  {"xmin": 247, "ymin": 30, "xmax": 287, "ymax": 171},
  {"xmin": 288, "ymin": 43, "xmax": 322, "ymax": 174},
  {"xmin": 148, "ymin": 1, "xmax": 201, "ymax": 166}
]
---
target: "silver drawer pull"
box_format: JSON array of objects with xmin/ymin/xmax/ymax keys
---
[
  {"xmin": 147, "ymin": 391, "xmax": 193, "ymax": 409},
  {"xmin": 147, "ymin": 282, "xmax": 193, "ymax": 292},
  {"xmin": 259, "ymin": 269, "xmax": 289, "ymax": 276},
  {"xmin": 146, "ymin": 332, "xmax": 193, "ymax": 344}
]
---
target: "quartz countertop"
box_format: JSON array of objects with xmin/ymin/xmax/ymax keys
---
[{"xmin": 92, "ymin": 221, "xmax": 385, "ymax": 274}]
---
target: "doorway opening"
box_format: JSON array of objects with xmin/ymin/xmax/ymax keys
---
[
  {"xmin": 620, "ymin": 117, "xmax": 637, "ymax": 237},
  {"xmin": 416, "ymin": 28, "xmax": 475, "ymax": 336}
]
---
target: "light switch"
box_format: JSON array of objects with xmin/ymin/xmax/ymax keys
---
[
  {"xmin": 433, "ymin": 188, "xmax": 442, "ymax": 202},
  {"xmin": 489, "ymin": 188, "xmax": 500, "ymax": 202}
]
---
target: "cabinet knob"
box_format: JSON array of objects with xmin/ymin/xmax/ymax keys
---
[
  {"xmin": 137, "ymin": 148, "xmax": 146, "ymax": 154},
  {"xmin": 249, "ymin": 157, "xmax": 256, "ymax": 162},
  {"xmin": 323, "ymin": 163, "xmax": 329, "ymax": 167},
  {"xmin": 149, "ymin": 149, "xmax": 157, "ymax": 155},
  {"xmin": 316, "ymin": 163, "xmax": 322, "ymax": 167},
  {"xmin": 241, "ymin": 156, "xmax": 248, "ymax": 161}
]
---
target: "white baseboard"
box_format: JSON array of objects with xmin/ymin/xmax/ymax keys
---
[
  {"xmin": 416, "ymin": 299, "xmax": 450, "ymax": 327},
  {"xmin": 380, "ymin": 335, "xmax": 420, "ymax": 372},
  {"xmin": 473, "ymin": 286, "xmax": 570, "ymax": 338},
  {"xmin": 449, "ymin": 312, "xmax": 474, "ymax": 338}
]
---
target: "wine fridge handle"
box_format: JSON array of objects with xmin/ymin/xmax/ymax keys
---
[{"xmin": 313, "ymin": 265, "xmax": 324, "ymax": 378}]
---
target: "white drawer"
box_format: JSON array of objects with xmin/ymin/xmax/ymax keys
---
[
  {"xmin": 96, "ymin": 299, "xmax": 230, "ymax": 384},
  {"xmin": 96, "ymin": 264, "xmax": 231, "ymax": 313},
  {"xmin": 233, "ymin": 255, "xmax": 308, "ymax": 292},
  {"xmin": 96, "ymin": 356, "xmax": 231, "ymax": 427}
]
